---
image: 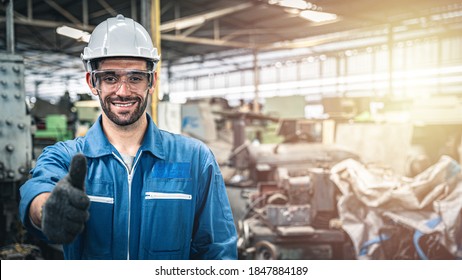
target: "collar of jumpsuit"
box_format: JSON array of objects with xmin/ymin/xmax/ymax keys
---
[{"xmin": 81, "ymin": 114, "xmax": 166, "ymax": 160}]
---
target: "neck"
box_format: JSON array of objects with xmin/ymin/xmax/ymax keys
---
[{"xmin": 101, "ymin": 114, "xmax": 148, "ymax": 156}]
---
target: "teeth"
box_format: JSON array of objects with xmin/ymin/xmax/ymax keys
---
[{"xmin": 113, "ymin": 102, "xmax": 135, "ymax": 107}]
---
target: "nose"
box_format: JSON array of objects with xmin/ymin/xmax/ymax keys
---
[{"xmin": 115, "ymin": 79, "xmax": 131, "ymax": 96}]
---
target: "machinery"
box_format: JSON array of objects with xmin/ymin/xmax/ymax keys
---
[
  {"xmin": 34, "ymin": 114, "xmax": 74, "ymax": 142},
  {"xmin": 31, "ymin": 93, "xmax": 77, "ymax": 156},
  {"xmin": 225, "ymin": 117, "xmax": 359, "ymax": 259},
  {"xmin": 0, "ymin": 54, "xmax": 64, "ymax": 260},
  {"xmin": 184, "ymin": 100, "xmax": 360, "ymax": 259},
  {"xmin": 0, "ymin": 54, "xmax": 33, "ymax": 253},
  {"xmin": 223, "ymin": 97, "xmax": 462, "ymax": 260}
]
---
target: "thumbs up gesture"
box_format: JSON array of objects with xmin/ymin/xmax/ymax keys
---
[{"xmin": 42, "ymin": 154, "xmax": 90, "ymax": 244}]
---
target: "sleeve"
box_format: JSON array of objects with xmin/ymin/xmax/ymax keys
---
[
  {"xmin": 19, "ymin": 143, "xmax": 73, "ymax": 239},
  {"xmin": 190, "ymin": 145, "xmax": 238, "ymax": 260}
]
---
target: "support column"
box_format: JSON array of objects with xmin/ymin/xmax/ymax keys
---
[
  {"xmin": 388, "ymin": 24, "xmax": 394, "ymax": 96},
  {"xmin": 253, "ymin": 50, "xmax": 260, "ymax": 113},
  {"xmin": 151, "ymin": 0, "xmax": 161, "ymax": 124}
]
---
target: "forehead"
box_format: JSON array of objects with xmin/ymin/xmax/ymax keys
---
[{"xmin": 99, "ymin": 58, "xmax": 147, "ymax": 70}]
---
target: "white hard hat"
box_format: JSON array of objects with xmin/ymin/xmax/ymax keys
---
[{"xmin": 81, "ymin": 14, "xmax": 160, "ymax": 71}]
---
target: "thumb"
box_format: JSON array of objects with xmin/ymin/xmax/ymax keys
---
[{"xmin": 68, "ymin": 154, "xmax": 87, "ymax": 190}]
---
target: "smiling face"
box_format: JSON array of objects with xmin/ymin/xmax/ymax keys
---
[{"xmin": 87, "ymin": 58, "xmax": 156, "ymax": 126}]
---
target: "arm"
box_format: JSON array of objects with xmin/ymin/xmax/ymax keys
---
[
  {"xmin": 190, "ymin": 146, "xmax": 238, "ymax": 259},
  {"xmin": 20, "ymin": 145, "xmax": 90, "ymax": 243},
  {"xmin": 20, "ymin": 144, "xmax": 71, "ymax": 238}
]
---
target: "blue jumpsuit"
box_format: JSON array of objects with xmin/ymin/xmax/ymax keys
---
[{"xmin": 19, "ymin": 114, "xmax": 237, "ymax": 259}]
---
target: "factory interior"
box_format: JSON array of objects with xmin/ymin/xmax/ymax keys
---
[{"xmin": 1, "ymin": 0, "xmax": 462, "ymax": 260}]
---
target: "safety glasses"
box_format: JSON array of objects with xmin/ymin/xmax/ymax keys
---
[{"xmin": 91, "ymin": 69, "xmax": 153, "ymax": 93}]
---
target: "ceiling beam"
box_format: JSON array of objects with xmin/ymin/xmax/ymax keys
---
[
  {"xmin": 160, "ymin": 2, "xmax": 254, "ymax": 32},
  {"xmin": 161, "ymin": 34, "xmax": 254, "ymax": 49},
  {"xmin": 221, "ymin": 28, "xmax": 280, "ymax": 41},
  {"xmin": 0, "ymin": 13, "xmax": 94, "ymax": 31},
  {"xmin": 180, "ymin": 23, "xmax": 204, "ymax": 37},
  {"xmin": 96, "ymin": 0, "xmax": 118, "ymax": 17},
  {"xmin": 44, "ymin": 0, "xmax": 82, "ymax": 26},
  {"xmin": 161, "ymin": 1, "xmax": 174, "ymax": 16}
]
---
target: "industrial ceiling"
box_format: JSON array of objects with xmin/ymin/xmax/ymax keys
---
[{"xmin": 1, "ymin": 0, "xmax": 462, "ymax": 100}]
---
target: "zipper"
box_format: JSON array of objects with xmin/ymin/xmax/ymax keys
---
[
  {"xmin": 112, "ymin": 151, "xmax": 143, "ymax": 260},
  {"xmin": 126, "ymin": 172, "xmax": 132, "ymax": 260},
  {"xmin": 145, "ymin": 192, "xmax": 192, "ymax": 200}
]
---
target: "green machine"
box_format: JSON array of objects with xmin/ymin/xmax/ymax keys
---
[{"xmin": 34, "ymin": 114, "xmax": 74, "ymax": 144}]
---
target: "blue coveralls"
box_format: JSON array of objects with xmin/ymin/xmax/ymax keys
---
[{"xmin": 19, "ymin": 114, "xmax": 237, "ymax": 259}]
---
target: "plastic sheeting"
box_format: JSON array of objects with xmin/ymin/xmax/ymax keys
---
[{"xmin": 331, "ymin": 155, "xmax": 462, "ymax": 259}]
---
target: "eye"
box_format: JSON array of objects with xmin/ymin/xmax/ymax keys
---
[
  {"xmin": 128, "ymin": 73, "xmax": 147, "ymax": 84},
  {"xmin": 102, "ymin": 74, "xmax": 118, "ymax": 84}
]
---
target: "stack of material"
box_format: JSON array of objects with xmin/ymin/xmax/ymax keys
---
[{"xmin": 331, "ymin": 155, "xmax": 462, "ymax": 259}]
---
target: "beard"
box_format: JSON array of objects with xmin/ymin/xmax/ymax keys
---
[{"xmin": 98, "ymin": 92, "xmax": 149, "ymax": 126}]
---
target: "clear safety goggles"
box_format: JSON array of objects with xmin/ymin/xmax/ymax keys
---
[{"xmin": 91, "ymin": 69, "xmax": 153, "ymax": 93}]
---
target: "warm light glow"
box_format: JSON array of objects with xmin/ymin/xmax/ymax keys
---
[
  {"xmin": 169, "ymin": 65, "xmax": 462, "ymax": 101},
  {"xmin": 268, "ymin": 1, "xmax": 339, "ymax": 24},
  {"xmin": 299, "ymin": 10, "xmax": 338, "ymax": 23},
  {"xmin": 284, "ymin": 8, "xmax": 301, "ymax": 15},
  {"xmin": 56, "ymin": 26, "xmax": 90, "ymax": 42}
]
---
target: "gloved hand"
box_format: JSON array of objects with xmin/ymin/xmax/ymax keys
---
[{"xmin": 41, "ymin": 154, "xmax": 90, "ymax": 244}]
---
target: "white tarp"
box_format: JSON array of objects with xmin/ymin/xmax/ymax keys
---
[{"xmin": 330, "ymin": 155, "xmax": 462, "ymax": 259}]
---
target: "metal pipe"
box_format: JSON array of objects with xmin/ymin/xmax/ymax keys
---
[
  {"xmin": 82, "ymin": 0, "xmax": 88, "ymax": 28},
  {"xmin": 6, "ymin": 0, "xmax": 15, "ymax": 54},
  {"xmin": 131, "ymin": 0, "xmax": 137, "ymax": 22},
  {"xmin": 27, "ymin": 0, "xmax": 33, "ymax": 20}
]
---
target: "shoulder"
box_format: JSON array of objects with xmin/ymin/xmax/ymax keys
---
[
  {"xmin": 159, "ymin": 129, "xmax": 210, "ymax": 152},
  {"xmin": 157, "ymin": 129, "xmax": 217, "ymax": 167},
  {"xmin": 38, "ymin": 137, "xmax": 85, "ymax": 163}
]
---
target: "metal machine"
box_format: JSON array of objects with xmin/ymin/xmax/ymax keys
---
[
  {"xmin": 0, "ymin": 54, "xmax": 33, "ymax": 250},
  {"xmin": 188, "ymin": 101, "xmax": 359, "ymax": 259},
  {"xmin": 225, "ymin": 117, "xmax": 359, "ymax": 259},
  {"xmin": 0, "ymin": 54, "xmax": 68, "ymax": 259}
]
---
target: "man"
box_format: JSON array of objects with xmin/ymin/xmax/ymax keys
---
[{"xmin": 19, "ymin": 14, "xmax": 237, "ymax": 260}]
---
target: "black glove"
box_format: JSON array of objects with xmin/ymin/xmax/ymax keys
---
[{"xmin": 41, "ymin": 154, "xmax": 90, "ymax": 244}]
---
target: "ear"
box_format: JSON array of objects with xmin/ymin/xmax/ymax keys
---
[
  {"xmin": 148, "ymin": 72, "xmax": 158, "ymax": 95},
  {"xmin": 86, "ymin": 72, "xmax": 99, "ymax": 96}
]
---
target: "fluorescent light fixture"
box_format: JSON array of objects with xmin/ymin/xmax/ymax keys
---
[
  {"xmin": 299, "ymin": 10, "xmax": 338, "ymax": 23},
  {"xmin": 269, "ymin": 0, "xmax": 339, "ymax": 24},
  {"xmin": 278, "ymin": 0, "xmax": 308, "ymax": 10},
  {"xmin": 56, "ymin": 26, "xmax": 91, "ymax": 42}
]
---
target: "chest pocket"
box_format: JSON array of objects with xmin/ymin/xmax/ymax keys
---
[
  {"xmin": 146, "ymin": 161, "xmax": 192, "ymax": 197},
  {"xmin": 139, "ymin": 178, "xmax": 193, "ymax": 259}
]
